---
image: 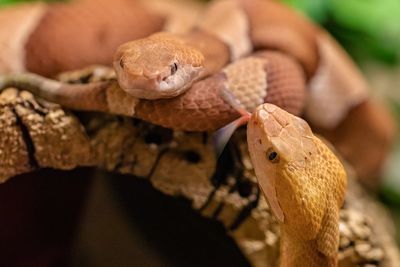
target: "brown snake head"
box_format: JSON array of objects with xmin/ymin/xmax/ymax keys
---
[
  {"xmin": 113, "ymin": 32, "xmax": 205, "ymax": 100},
  {"xmin": 247, "ymin": 104, "xmax": 347, "ymax": 229}
]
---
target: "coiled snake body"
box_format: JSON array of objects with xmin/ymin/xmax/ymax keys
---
[{"xmin": 0, "ymin": 0, "xmax": 357, "ymax": 265}]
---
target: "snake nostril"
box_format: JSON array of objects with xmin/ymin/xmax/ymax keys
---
[{"xmin": 119, "ymin": 58, "xmax": 124, "ymax": 69}]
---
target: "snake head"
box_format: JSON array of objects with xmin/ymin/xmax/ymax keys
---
[
  {"xmin": 247, "ymin": 104, "xmax": 317, "ymax": 223},
  {"xmin": 113, "ymin": 32, "xmax": 205, "ymax": 99}
]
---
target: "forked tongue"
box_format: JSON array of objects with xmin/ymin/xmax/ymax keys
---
[{"xmin": 212, "ymin": 88, "xmax": 251, "ymax": 157}]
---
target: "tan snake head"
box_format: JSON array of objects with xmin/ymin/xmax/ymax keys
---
[
  {"xmin": 247, "ymin": 104, "xmax": 319, "ymax": 223},
  {"xmin": 113, "ymin": 32, "xmax": 205, "ymax": 99}
]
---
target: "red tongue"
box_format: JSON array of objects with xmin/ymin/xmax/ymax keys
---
[{"xmin": 212, "ymin": 86, "xmax": 253, "ymax": 156}]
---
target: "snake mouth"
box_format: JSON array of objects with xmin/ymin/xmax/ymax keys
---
[
  {"xmin": 117, "ymin": 76, "xmax": 177, "ymax": 100},
  {"xmin": 116, "ymin": 71, "xmax": 189, "ymax": 100},
  {"xmin": 114, "ymin": 62, "xmax": 172, "ymax": 99}
]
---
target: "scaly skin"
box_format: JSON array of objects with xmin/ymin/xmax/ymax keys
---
[{"xmin": 247, "ymin": 104, "xmax": 347, "ymax": 266}]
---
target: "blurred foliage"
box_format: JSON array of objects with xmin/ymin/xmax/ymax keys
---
[
  {"xmin": 0, "ymin": 0, "xmax": 61, "ymax": 6},
  {"xmin": 282, "ymin": 0, "xmax": 400, "ymax": 65},
  {"xmin": 282, "ymin": 0, "xmax": 328, "ymax": 22}
]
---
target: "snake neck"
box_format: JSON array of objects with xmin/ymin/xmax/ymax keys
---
[{"xmin": 279, "ymin": 227, "xmax": 337, "ymax": 267}]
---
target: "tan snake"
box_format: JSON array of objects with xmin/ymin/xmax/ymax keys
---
[{"xmin": 246, "ymin": 104, "xmax": 347, "ymax": 266}]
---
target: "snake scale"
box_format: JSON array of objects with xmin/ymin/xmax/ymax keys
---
[{"xmin": 0, "ymin": 0, "xmax": 392, "ymax": 266}]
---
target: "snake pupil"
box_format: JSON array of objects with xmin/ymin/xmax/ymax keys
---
[
  {"xmin": 171, "ymin": 62, "xmax": 178, "ymax": 75},
  {"xmin": 268, "ymin": 151, "xmax": 279, "ymax": 163}
]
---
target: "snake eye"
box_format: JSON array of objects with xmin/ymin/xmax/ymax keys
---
[
  {"xmin": 170, "ymin": 62, "xmax": 178, "ymax": 75},
  {"xmin": 267, "ymin": 149, "xmax": 279, "ymax": 163}
]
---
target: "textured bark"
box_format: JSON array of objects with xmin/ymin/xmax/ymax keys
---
[
  {"xmin": 0, "ymin": 77, "xmax": 398, "ymax": 266},
  {"xmin": 0, "ymin": 88, "xmax": 94, "ymax": 182}
]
